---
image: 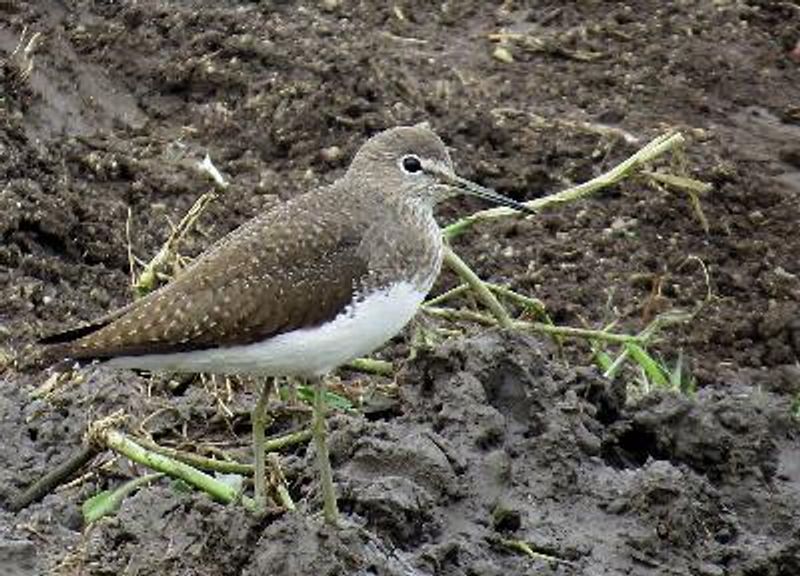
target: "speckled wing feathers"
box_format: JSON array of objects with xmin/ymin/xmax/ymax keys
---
[{"xmin": 47, "ymin": 193, "xmax": 370, "ymax": 360}]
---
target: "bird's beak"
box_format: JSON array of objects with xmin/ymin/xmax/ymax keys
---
[
  {"xmin": 448, "ymin": 173, "xmax": 535, "ymax": 214},
  {"xmin": 426, "ymin": 162, "xmax": 535, "ymax": 214}
]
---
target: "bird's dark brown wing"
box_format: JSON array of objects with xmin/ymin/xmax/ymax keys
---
[{"xmin": 44, "ymin": 196, "xmax": 370, "ymax": 361}]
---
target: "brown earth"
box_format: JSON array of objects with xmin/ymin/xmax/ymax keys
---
[{"xmin": 1, "ymin": 1, "xmax": 799, "ymax": 575}]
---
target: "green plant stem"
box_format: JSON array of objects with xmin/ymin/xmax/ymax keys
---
[
  {"xmin": 602, "ymin": 346, "xmax": 630, "ymax": 379},
  {"xmin": 268, "ymin": 453, "xmax": 296, "ymax": 512},
  {"xmin": 136, "ymin": 439, "xmax": 252, "ymax": 474},
  {"xmin": 261, "ymin": 428, "xmax": 313, "ymax": 452},
  {"xmin": 345, "ymin": 357, "xmax": 394, "ymax": 376},
  {"xmin": 443, "ymin": 131, "xmax": 686, "ymax": 239},
  {"xmin": 425, "ymin": 283, "xmax": 472, "ymax": 306},
  {"xmin": 423, "ymin": 305, "xmax": 644, "ymax": 344},
  {"xmin": 133, "ymin": 189, "xmax": 218, "ymax": 297},
  {"xmin": 10, "ymin": 443, "xmax": 100, "ymax": 511},
  {"xmin": 486, "ymin": 282, "xmax": 547, "ymax": 316},
  {"xmin": 427, "ymin": 282, "xmax": 546, "ymax": 316},
  {"xmin": 443, "ymin": 246, "xmax": 513, "ymax": 328},
  {"xmin": 312, "ymin": 377, "xmax": 339, "ymax": 525},
  {"xmin": 135, "ymin": 429, "xmax": 312, "ymax": 475},
  {"xmin": 495, "ymin": 537, "xmax": 577, "ymax": 568},
  {"xmin": 640, "ymin": 170, "xmax": 712, "ymax": 195},
  {"xmin": 93, "ymin": 427, "xmax": 257, "ymax": 512},
  {"xmin": 520, "ymin": 321, "xmax": 640, "ymax": 344},
  {"xmin": 83, "ymin": 473, "xmax": 163, "ymax": 524},
  {"xmin": 602, "ymin": 309, "xmax": 695, "ymax": 378},
  {"xmin": 252, "ymin": 379, "xmax": 270, "ymax": 512},
  {"xmin": 423, "ymin": 306, "xmax": 497, "ymax": 325}
]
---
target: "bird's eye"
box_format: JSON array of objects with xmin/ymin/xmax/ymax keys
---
[{"xmin": 400, "ymin": 155, "xmax": 423, "ymax": 174}]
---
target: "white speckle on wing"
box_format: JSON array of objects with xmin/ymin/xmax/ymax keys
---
[{"xmin": 105, "ymin": 281, "xmax": 426, "ymax": 377}]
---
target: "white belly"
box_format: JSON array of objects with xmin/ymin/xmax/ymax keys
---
[{"xmin": 105, "ymin": 281, "xmax": 426, "ymax": 377}]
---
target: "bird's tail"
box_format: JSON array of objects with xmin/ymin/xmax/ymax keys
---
[
  {"xmin": 36, "ymin": 320, "xmax": 112, "ymax": 370},
  {"xmin": 26, "ymin": 342, "xmax": 81, "ymax": 372}
]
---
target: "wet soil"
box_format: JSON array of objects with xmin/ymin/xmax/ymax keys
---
[{"xmin": 1, "ymin": 1, "xmax": 799, "ymax": 575}]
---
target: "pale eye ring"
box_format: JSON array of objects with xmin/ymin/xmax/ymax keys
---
[{"xmin": 400, "ymin": 154, "xmax": 423, "ymax": 174}]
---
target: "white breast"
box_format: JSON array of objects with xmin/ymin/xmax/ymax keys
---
[{"xmin": 105, "ymin": 281, "xmax": 427, "ymax": 377}]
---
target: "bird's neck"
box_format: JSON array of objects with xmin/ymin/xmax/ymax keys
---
[{"xmin": 356, "ymin": 195, "xmax": 443, "ymax": 295}]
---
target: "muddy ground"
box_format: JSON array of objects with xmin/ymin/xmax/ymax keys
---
[{"xmin": 1, "ymin": 1, "xmax": 799, "ymax": 575}]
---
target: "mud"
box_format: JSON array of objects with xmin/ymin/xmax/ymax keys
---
[{"xmin": 1, "ymin": 1, "xmax": 799, "ymax": 575}]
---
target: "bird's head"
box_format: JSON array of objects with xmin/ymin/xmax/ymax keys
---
[{"xmin": 346, "ymin": 124, "xmax": 533, "ymax": 214}]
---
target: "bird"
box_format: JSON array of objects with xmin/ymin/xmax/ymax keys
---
[{"xmin": 40, "ymin": 124, "xmax": 533, "ymax": 523}]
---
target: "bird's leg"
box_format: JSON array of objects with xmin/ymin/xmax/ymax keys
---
[
  {"xmin": 285, "ymin": 376, "xmax": 303, "ymax": 428},
  {"xmin": 252, "ymin": 377, "xmax": 271, "ymax": 512},
  {"xmin": 311, "ymin": 375, "xmax": 339, "ymax": 525}
]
